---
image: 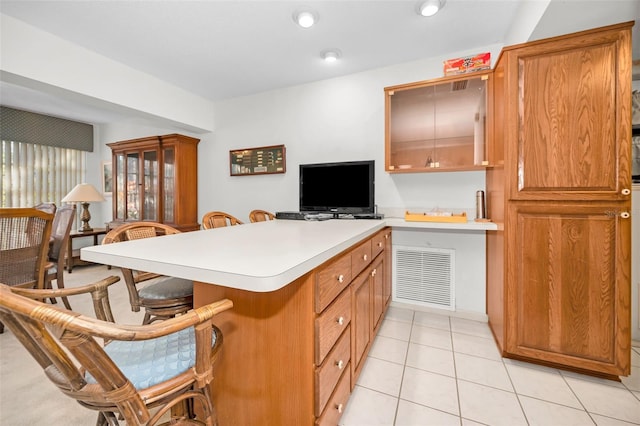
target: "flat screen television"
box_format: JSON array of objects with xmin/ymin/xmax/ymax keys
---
[{"xmin": 299, "ymin": 160, "xmax": 375, "ymax": 215}]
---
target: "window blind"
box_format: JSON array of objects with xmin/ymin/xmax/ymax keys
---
[
  {"xmin": 0, "ymin": 106, "xmax": 93, "ymax": 152},
  {"xmin": 0, "ymin": 140, "xmax": 84, "ymax": 208}
]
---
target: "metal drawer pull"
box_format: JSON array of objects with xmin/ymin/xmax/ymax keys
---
[
  {"xmin": 620, "ymin": 211, "xmax": 630, "ymax": 219},
  {"xmin": 621, "ymin": 188, "xmax": 630, "ymax": 195},
  {"xmin": 377, "ymin": 242, "xmax": 383, "ymax": 247},
  {"xmin": 336, "ymin": 403, "xmax": 343, "ymax": 413},
  {"xmin": 337, "ymin": 316, "xmax": 344, "ymax": 325},
  {"xmin": 337, "ymin": 274, "xmax": 344, "ymax": 283},
  {"xmin": 371, "ymin": 268, "xmax": 377, "ymax": 277},
  {"xmin": 363, "ymin": 254, "xmax": 367, "ymax": 261},
  {"xmin": 336, "ymin": 360, "xmax": 344, "ymax": 369}
]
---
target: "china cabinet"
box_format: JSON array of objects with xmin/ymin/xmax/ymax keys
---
[
  {"xmin": 384, "ymin": 70, "xmax": 494, "ymax": 172},
  {"xmin": 486, "ymin": 22, "xmax": 632, "ymax": 378},
  {"xmin": 108, "ymin": 134, "xmax": 199, "ymax": 231}
]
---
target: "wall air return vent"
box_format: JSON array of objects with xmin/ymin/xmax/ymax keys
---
[
  {"xmin": 451, "ymin": 80, "xmax": 468, "ymax": 91},
  {"xmin": 393, "ymin": 246, "xmax": 455, "ymax": 310}
]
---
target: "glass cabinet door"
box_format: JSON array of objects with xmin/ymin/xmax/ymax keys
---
[
  {"xmin": 115, "ymin": 153, "xmax": 126, "ymax": 220},
  {"xmin": 163, "ymin": 147, "xmax": 175, "ymax": 223},
  {"xmin": 143, "ymin": 150, "xmax": 158, "ymax": 221},
  {"xmin": 126, "ymin": 152, "xmax": 140, "ymax": 220},
  {"xmin": 433, "ymin": 77, "xmax": 487, "ymax": 168},
  {"xmin": 388, "ymin": 85, "xmax": 436, "ymax": 169}
]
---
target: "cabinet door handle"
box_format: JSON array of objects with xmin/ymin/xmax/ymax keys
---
[
  {"xmin": 336, "ymin": 403, "xmax": 344, "ymax": 414},
  {"xmin": 377, "ymin": 242, "xmax": 383, "ymax": 248},
  {"xmin": 620, "ymin": 211, "xmax": 630, "ymax": 219},
  {"xmin": 621, "ymin": 188, "xmax": 631, "ymax": 195},
  {"xmin": 337, "ymin": 316, "xmax": 344, "ymax": 325},
  {"xmin": 336, "ymin": 360, "xmax": 344, "ymax": 370},
  {"xmin": 371, "ymin": 268, "xmax": 377, "ymax": 277},
  {"xmin": 337, "ymin": 274, "xmax": 344, "ymax": 283},
  {"xmin": 363, "ymin": 254, "xmax": 368, "ymax": 261}
]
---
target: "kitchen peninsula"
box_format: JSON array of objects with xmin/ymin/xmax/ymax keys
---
[{"xmin": 82, "ymin": 218, "xmax": 494, "ymax": 425}]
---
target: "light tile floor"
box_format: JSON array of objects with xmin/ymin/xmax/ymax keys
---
[
  {"xmin": 1, "ymin": 265, "xmax": 639, "ymax": 426},
  {"xmin": 340, "ymin": 306, "xmax": 640, "ymax": 426}
]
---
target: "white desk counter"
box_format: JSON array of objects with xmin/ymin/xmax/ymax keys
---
[{"xmin": 82, "ymin": 217, "xmax": 496, "ymax": 292}]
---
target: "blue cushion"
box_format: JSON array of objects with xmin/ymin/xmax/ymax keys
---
[
  {"xmin": 86, "ymin": 326, "xmax": 216, "ymax": 389},
  {"xmin": 139, "ymin": 277, "xmax": 193, "ymax": 300}
]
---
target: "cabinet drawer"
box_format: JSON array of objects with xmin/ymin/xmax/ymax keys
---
[
  {"xmin": 351, "ymin": 240, "xmax": 372, "ymax": 278},
  {"xmin": 315, "ymin": 326, "xmax": 351, "ymax": 416},
  {"xmin": 315, "ymin": 288, "xmax": 351, "ymax": 365},
  {"xmin": 315, "ymin": 362, "xmax": 351, "ymax": 426},
  {"xmin": 371, "ymin": 230, "xmax": 387, "ymax": 259},
  {"xmin": 315, "ymin": 254, "xmax": 352, "ymax": 314}
]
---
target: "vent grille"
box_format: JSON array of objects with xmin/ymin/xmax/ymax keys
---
[
  {"xmin": 393, "ymin": 246, "xmax": 455, "ymax": 310},
  {"xmin": 451, "ymin": 80, "xmax": 468, "ymax": 91}
]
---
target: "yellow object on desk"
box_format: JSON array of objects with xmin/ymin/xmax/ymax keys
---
[{"xmin": 405, "ymin": 211, "xmax": 468, "ymax": 223}]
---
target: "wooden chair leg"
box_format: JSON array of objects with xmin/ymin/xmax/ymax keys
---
[{"xmin": 56, "ymin": 271, "xmax": 72, "ymax": 310}]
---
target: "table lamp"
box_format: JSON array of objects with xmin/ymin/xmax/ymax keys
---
[{"xmin": 61, "ymin": 183, "xmax": 106, "ymax": 232}]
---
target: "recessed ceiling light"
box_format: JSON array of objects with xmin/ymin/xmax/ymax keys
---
[
  {"xmin": 293, "ymin": 10, "xmax": 318, "ymax": 28},
  {"xmin": 321, "ymin": 49, "xmax": 341, "ymax": 63},
  {"xmin": 417, "ymin": 0, "xmax": 445, "ymax": 17}
]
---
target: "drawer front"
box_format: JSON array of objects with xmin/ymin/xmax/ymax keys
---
[
  {"xmin": 315, "ymin": 254, "xmax": 352, "ymax": 314},
  {"xmin": 351, "ymin": 240, "xmax": 372, "ymax": 278},
  {"xmin": 315, "ymin": 362, "xmax": 351, "ymax": 426},
  {"xmin": 315, "ymin": 288, "xmax": 351, "ymax": 365},
  {"xmin": 371, "ymin": 230, "xmax": 386, "ymax": 259},
  {"xmin": 315, "ymin": 326, "xmax": 351, "ymax": 416}
]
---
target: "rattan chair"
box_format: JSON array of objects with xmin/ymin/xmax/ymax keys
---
[
  {"xmin": 201, "ymin": 211, "xmax": 244, "ymax": 229},
  {"xmin": 102, "ymin": 222, "xmax": 194, "ymax": 325},
  {"xmin": 249, "ymin": 209, "xmax": 275, "ymax": 223},
  {"xmin": 0, "ymin": 279, "xmax": 233, "ymax": 426},
  {"xmin": 44, "ymin": 204, "xmax": 76, "ymax": 309},
  {"xmin": 0, "ymin": 208, "xmax": 54, "ymax": 333}
]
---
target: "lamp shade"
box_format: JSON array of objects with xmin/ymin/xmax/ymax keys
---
[{"xmin": 61, "ymin": 183, "xmax": 106, "ymax": 203}]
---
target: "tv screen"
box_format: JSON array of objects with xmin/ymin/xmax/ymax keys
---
[{"xmin": 299, "ymin": 160, "xmax": 375, "ymax": 215}]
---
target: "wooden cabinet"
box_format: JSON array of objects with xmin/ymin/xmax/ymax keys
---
[
  {"xmin": 351, "ymin": 269, "xmax": 371, "ymax": 382},
  {"xmin": 108, "ymin": 134, "xmax": 199, "ymax": 231},
  {"xmin": 385, "ymin": 70, "xmax": 493, "ymax": 172},
  {"xmin": 195, "ymin": 227, "xmax": 392, "ymax": 425},
  {"xmin": 487, "ymin": 22, "xmax": 633, "ymax": 378}
]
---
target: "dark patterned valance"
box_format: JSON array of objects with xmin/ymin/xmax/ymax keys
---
[{"xmin": 0, "ymin": 106, "xmax": 93, "ymax": 152}]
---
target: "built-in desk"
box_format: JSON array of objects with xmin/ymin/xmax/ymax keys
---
[{"xmin": 81, "ymin": 218, "xmax": 494, "ymax": 425}]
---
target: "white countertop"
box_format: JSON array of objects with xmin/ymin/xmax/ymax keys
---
[{"xmin": 82, "ymin": 217, "xmax": 496, "ymax": 292}]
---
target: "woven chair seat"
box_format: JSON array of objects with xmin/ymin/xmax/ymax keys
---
[
  {"xmin": 86, "ymin": 326, "xmax": 217, "ymax": 390},
  {"xmin": 139, "ymin": 277, "xmax": 193, "ymax": 300}
]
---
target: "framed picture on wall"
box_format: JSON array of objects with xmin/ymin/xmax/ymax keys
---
[
  {"xmin": 229, "ymin": 145, "xmax": 286, "ymax": 176},
  {"xmin": 102, "ymin": 161, "xmax": 113, "ymax": 195}
]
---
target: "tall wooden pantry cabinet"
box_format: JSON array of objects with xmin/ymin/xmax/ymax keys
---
[
  {"xmin": 486, "ymin": 22, "xmax": 633, "ymax": 378},
  {"xmin": 108, "ymin": 134, "xmax": 200, "ymax": 232}
]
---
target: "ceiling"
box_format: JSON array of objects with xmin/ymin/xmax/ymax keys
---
[{"xmin": 1, "ymin": 0, "xmax": 639, "ymax": 125}]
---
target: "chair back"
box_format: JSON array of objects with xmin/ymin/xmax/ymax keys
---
[
  {"xmin": 49, "ymin": 204, "xmax": 76, "ymax": 262},
  {"xmin": 249, "ymin": 209, "xmax": 275, "ymax": 223},
  {"xmin": 0, "ymin": 208, "xmax": 53, "ymax": 289},
  {"xmin": 34, "ymin": 202, "xmax": 57, "ymax": 215},
  {"xmin": 0, "ymin": 281, "xmax": 232, "ymax": 425},
  {"xmin": 103, "ymin": 222, "xmax": 188, "ymax": 320},
  {"xmin": 202, "ymin": 211, "xmax": 244, "ymax": 229}
]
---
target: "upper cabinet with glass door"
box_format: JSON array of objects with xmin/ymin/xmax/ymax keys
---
[{"xmin": 385, "ymin": 70, "xmax": 493, "ymax": 172}]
